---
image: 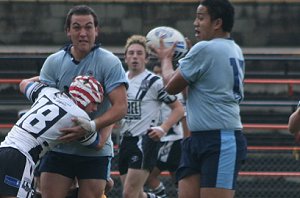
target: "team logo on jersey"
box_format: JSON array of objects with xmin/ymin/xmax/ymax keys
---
[
  {"xmin": 140, "ymin": 79, "xmax": 150, "ymax": 91},
  {"xmin": 126, "ymin": 99, "xmax": 141, "ymax": 120}
]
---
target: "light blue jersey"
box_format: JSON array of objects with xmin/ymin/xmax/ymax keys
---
[
  {"xmin": 40, "ymin": 45, "xmax": 128, "ymax": 156},
  {"xmin": 178, "ymin": 38, "xmax": 244, "ymax": 132}
]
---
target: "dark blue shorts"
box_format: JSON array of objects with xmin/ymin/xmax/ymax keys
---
[
  {"xmin": 38, "ymin": 151, "xmax": 111, "ymax": 180},
  {"xmin": 176, "ymin": 130, "xmax": 247, "ymax": 190}
]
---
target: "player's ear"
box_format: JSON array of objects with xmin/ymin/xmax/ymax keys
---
[
  {"xmin": 213, "ymin": 18, "xmax": 223, "ymax": 31},
  {"xmin": 95, "ymin": 26, "xmax": 100, "ymax": 37},
  {"xmin": 124, "ymin": 54, "xmax": 128, "ymax": 64},
  {"xmin": 145, "ymin": 53, "xmax": 149, "ymax": 64},
  {"xmin": 66, "ymin": 28, "xmax": 71, "ymax": 39}
]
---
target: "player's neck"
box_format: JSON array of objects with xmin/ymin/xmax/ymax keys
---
[
  {"xmin": 128, "ymin": 69, "xmax": 145, "ymax": 79},
  {"xmin": 214, "ymin": 31, "xmax": 230, "ymax": 39},
  {"xmin": 71, "ymin": 46, "xmax": 89, "ymax": 61}
]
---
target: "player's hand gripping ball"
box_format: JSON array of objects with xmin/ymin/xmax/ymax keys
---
[{"xmin": 146, "ymin": 26, "xmax": 188, "ymax": 61}]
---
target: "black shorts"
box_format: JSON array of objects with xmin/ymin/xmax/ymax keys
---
[
  {"xmin": 0, "ymin": 147, "xmax": 35, "ymax": 197},
  {"xmin": 156, "ymin": 139, "xmax": 182, "ymax": 173},
  {"xmin": 38, "ymin": 151, "xmax": 111, "ymax": 180},
  {"xmin": 118, "ymin": 135, "xmax": 159, "ymax": 175}
]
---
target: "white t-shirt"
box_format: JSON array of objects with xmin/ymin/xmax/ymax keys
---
[
  {"xmin": 120, "ymin": 70, "xmax": 177, "ymax": 137},
  {"xmin": 0, "ymin": 82, "xmax": 95, "ymax": 166}
]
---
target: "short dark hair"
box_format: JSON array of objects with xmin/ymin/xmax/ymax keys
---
[
  {"xmin": 201, "ymin": 0, "xmax": 234, "ymax": 32},
  {"xmin": 64, "ymin": 5, "xmax": 99, "ymax": 31}
]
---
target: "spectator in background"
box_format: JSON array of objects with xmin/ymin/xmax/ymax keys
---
[
  {"xmin": 0, "ymin": 75, "xmax": 105, "ymax": 198},
  {"xmin": 151, "ymin": 0, "xmax": 247, "ymax": 197},
  {"xmin": 118, "ymin": 35, "xmax": 184, "ymax": 198},
  {"xmin": 146, "ymin": 64, "xmax": 186, "ymax": 198},
  {"xmin": 37, "ymin": 5, "xmax": 128, "ymax": 198}
]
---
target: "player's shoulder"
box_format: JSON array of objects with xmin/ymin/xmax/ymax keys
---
[
  {"xmin": 188, "ymin": 40, "xmax": 211, "ymax": 57},
  {"xmin": 69, "ymin": 107, "xmax": 90, "ymax": 120},
  {"xmin": 46, "ymin": 48, "xmax": 67, "ymax": 60},
  {"xmin": 145, "ymin": 70, "xmax": 162, "ymax": 85},
  {"xmin": 95, "ymin": 47, "xmax": 120, "ymax": 61},
  {"xmin": 87, "ymin": 47, "xmax": 122, "ymax": 70},
  {"xmin": 43, "ymin": 85, "xmax": 59, "ymax": 92},
  {"xmin": 50, "ymin": 92, "xmax": 83, "ymax": 111},
  {"xmin": 25, "ymin": 82, "xmax": 51, "ymax": 102},
  {"xmin": 51, "ymin": 95, "xmax": 89, "ymax": 119},
  {"xmin": 146, "ymin": 70, "xmax": 161, "ymax": 80}
]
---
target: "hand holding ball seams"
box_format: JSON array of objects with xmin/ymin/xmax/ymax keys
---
[{"xmin": 146, "ymin": 26, "xmax": 188, "ymax": 60}]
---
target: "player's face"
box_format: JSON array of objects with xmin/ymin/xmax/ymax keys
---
[
  {"xmin": 67, "ymin": 14, "xmax": 99, "ymax": 57},
  {"xmin": 125, "ymin": 43, "xmax": 148, "ymax": 73},
  {"xmin": 84, "ymin": 102, "xmax": 98, "ymax": 113},
  {"xmin": 193, "ymin": 5, "xmax": 216, "ymax": 41}
]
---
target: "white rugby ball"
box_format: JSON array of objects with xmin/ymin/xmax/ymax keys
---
[{"xmin": 146, "ymin": 26, "xmax": 188, "ymax": 60}]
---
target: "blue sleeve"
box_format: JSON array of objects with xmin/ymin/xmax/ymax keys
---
[
  {"xmin": 39, "ymin": 54, "xmax": 60, "ymax": 87},
  {"xmin": 179, "ymin": 42, "xmax": 208, "ymax": 83},
  {"xmin": 103, "ymin": 57, "xmax": 128, "ymax": 94}
]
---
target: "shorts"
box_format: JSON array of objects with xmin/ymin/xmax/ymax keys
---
[
  {"xmin": 156, "ymin": 139, "xmax": 182, "ymax": 173},
  {"xmin": 176, "ymin": 130, "xmax": 247, "ymax": 190},
  {"xmin": 0, "ymin": 147, "xmax": 35, "ymax": 197},
  {"xmin": 38, "ymin": 151, "xmax": 111, "ymax": 180},
  {"xmin": 118, "ymin": 134, "xmax": 159, "ymax": 175}
]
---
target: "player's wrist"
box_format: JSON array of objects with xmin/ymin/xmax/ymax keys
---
[
  {"xmin": 79, "ymin": 130, "xmax": 100, "ymax": 148},
  {"xmin": 74, "ymin": 117, "xmax": 97, "ymax": 133},
  {"xmin": 151, "ymin": 126, "xmax": 167, "ymax": 135},
  {"xmin": 89, "ymin": 120, "xmax": 96, "ymax": 132}
]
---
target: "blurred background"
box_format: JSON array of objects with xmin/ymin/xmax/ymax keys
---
[
  {"xmin": 0, "ymin": 0, "xmax": 299, "ymax": 47},
  {"xmin": 1, "ymin": 0, "xmax": 300, "ymax": 197}
]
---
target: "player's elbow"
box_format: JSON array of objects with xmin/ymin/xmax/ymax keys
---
[
  {"xmin": 288, "ymin": 124, "xmax": 298, "ymax": 135},
  {"xmin": 19, "ymin": 79, "xmax": 30, "ymax": 94},
  {"xmin": 114, "ymin": 101, "xmax": 127, "ymax": 120},
  {"xmin": 288, "ymin": 113, "xmax": 300, "ymax": 134},
  {"xmin": 164, "ymin": 85, "xmax": 179, "ymax": 95},
  {"xmin": 179, "ymin": 104, "xmax": 185, "ymax": 118},
  {"xmin": 119, "ymin": 102, "xmax": 128, "ymax": 118}
]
